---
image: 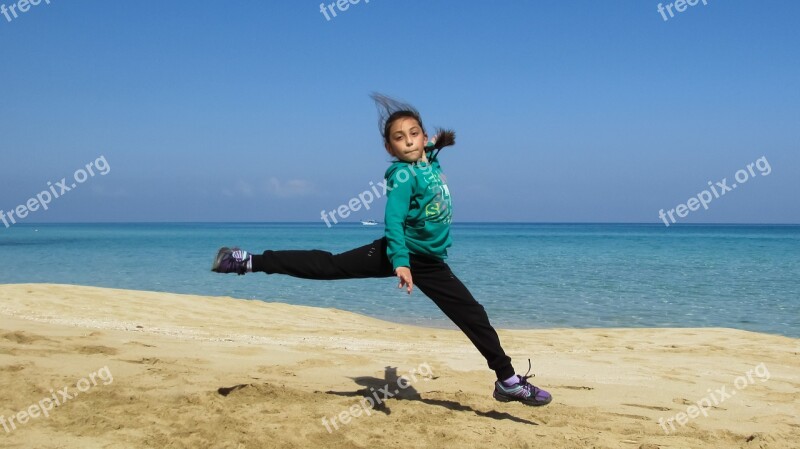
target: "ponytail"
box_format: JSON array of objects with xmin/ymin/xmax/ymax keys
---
[
  {"xmin": 426, "ymin": 128, "xmax": 455, "ymax": 162},
  {"xmin": 428, "ymin": 128, "xmax": 455, "ymax": 150}
]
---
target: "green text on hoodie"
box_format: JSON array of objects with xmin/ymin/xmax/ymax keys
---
[{"xmin": 384, "ymin": 157, "xmax": 453, "ymax": 271}]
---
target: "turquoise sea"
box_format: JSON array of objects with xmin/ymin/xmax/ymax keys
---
[{"xmin": 1, "ymin": 223, "xmax": 798, "ymax": 338}]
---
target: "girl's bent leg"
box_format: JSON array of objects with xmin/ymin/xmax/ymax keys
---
[
  {"xmin": 251, "ymin": 237, "xmax": 394, "ymax": 280},
  {"xmin": 411, "ymin": 255, "xmax": 515, "ymax": 381}
]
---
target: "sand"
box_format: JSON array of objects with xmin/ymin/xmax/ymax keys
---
[{"xmin": 0, "ymin": 284, "xmax": 797, "ymax": 449}]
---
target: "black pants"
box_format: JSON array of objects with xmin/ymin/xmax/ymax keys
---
[{"xmin": 250, "ymin": 237, "xmax": 515, "ymax": 381}]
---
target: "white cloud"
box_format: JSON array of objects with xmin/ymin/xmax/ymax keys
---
[
  {"xmin": 264, "ymin": 177, "xmax": 316, "ymax": 198},
  {"xmin": 220, "ymin": 180, "xmax": 255, "ymax": 198},
  {"xmin": 221, "ymin": 178, "xmax": 316, "ymax": 199}
]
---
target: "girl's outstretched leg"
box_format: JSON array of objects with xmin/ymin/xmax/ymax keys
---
[
  {"xmin": 249, "ymin": 237, "xmax": 394, "ymax": 280},
  {"xmin": 409, "ymin": 255, "xmax": 516, "ymax": 380},
  {"xmin": 410, "ymin": 254, "xmax": 552, "ymax": 406}
]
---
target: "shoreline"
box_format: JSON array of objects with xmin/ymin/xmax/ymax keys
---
[
  {"xmin": 1, "ymin": 284, "xmax": 797, "ymax": 448},
  {"xmin": 1, "ymin": 281, "xmax": 796, "ymax": 339}
]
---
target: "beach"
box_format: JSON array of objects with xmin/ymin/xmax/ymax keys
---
[{"xmin": 0, "ymin": 284, "xmax": 797, "ymax": 448}]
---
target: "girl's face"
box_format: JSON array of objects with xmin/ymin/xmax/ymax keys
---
[{"xmin": 385, "ymin": 117, "xmax": 428, "ymax": 163}]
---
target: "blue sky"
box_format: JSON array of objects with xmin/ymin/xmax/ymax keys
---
[{"xmin": 0, "ymin": 0, "xmax": 798, "ymax": 224}]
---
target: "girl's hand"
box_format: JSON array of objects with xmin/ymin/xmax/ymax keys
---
[{"xmin": 395, "ymin": 267, "xmax": 413, "ymax": 295}]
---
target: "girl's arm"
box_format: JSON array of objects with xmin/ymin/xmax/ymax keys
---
[{"xmin": 384, "ymin": 169, "xmax": 413, "ymax": 272}]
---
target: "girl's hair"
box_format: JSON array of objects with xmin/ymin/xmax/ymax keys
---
[{"xmin": 370, "ymin": 92, "xmax": 456, "ymax": 154}]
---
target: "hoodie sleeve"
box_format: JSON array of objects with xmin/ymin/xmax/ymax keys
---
[{"xmin": 384, "ymin": 165, "xmax": 413, "ymax": 271}]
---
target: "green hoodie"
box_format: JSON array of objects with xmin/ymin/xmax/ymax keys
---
[{"xmin": 384, "ymin": 154, "xmax": 453, "ymax": 271}]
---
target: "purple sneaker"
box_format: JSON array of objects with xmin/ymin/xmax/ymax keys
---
[
  {"xmin": 211, "ymin": 247, "xmax": 250, "ymax": 275},
  {"xmin": 493, "ymin": 359, "xmax": 552, "ymax": 406}
]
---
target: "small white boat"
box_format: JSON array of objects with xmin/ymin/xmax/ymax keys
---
[{"xmin": 361, "ymin": 220, "xmax": 379, "ymax": 226}]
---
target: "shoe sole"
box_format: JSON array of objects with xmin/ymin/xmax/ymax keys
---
[
  {"xmin": 493, "ymin": 389, "xmax": 552, "ymax": 406},
  {"xmin": 211, "ymin": 247, "xmax": 231, "ymax": 272}
]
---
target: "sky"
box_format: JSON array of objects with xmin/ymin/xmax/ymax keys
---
[{"xmin": 0, "ymin": 0, "xmax": 798, "ymax": 224}]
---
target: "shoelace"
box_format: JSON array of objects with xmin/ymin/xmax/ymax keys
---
[
  {"xmin": 518, "ymin": 358, "xmax": 540, "ymax": 394},
  {"xmin": 231, "ymin": 249, "xmax": 247, "ymax": 261},
  {"xmin": 520, "ymin": 358, "xmax": 535, "ymax": 382},
  {"xmin": 229, "ymin": 249, "xmax": 248, "ymax": 275}
]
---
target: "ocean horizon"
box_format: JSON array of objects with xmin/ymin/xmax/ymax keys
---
[{"xmin": 2, "ymin": 222, "xmax": 798, "ymax": 338}]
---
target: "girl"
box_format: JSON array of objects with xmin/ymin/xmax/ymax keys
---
[{"xmin": 211, "ymin": 94, "xmax": 551, "ymax": 407}]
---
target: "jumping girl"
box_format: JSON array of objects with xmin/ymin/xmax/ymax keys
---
[{"xmin": 211, "ymin": 94, "xmax": 552, "ymax": 406}]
